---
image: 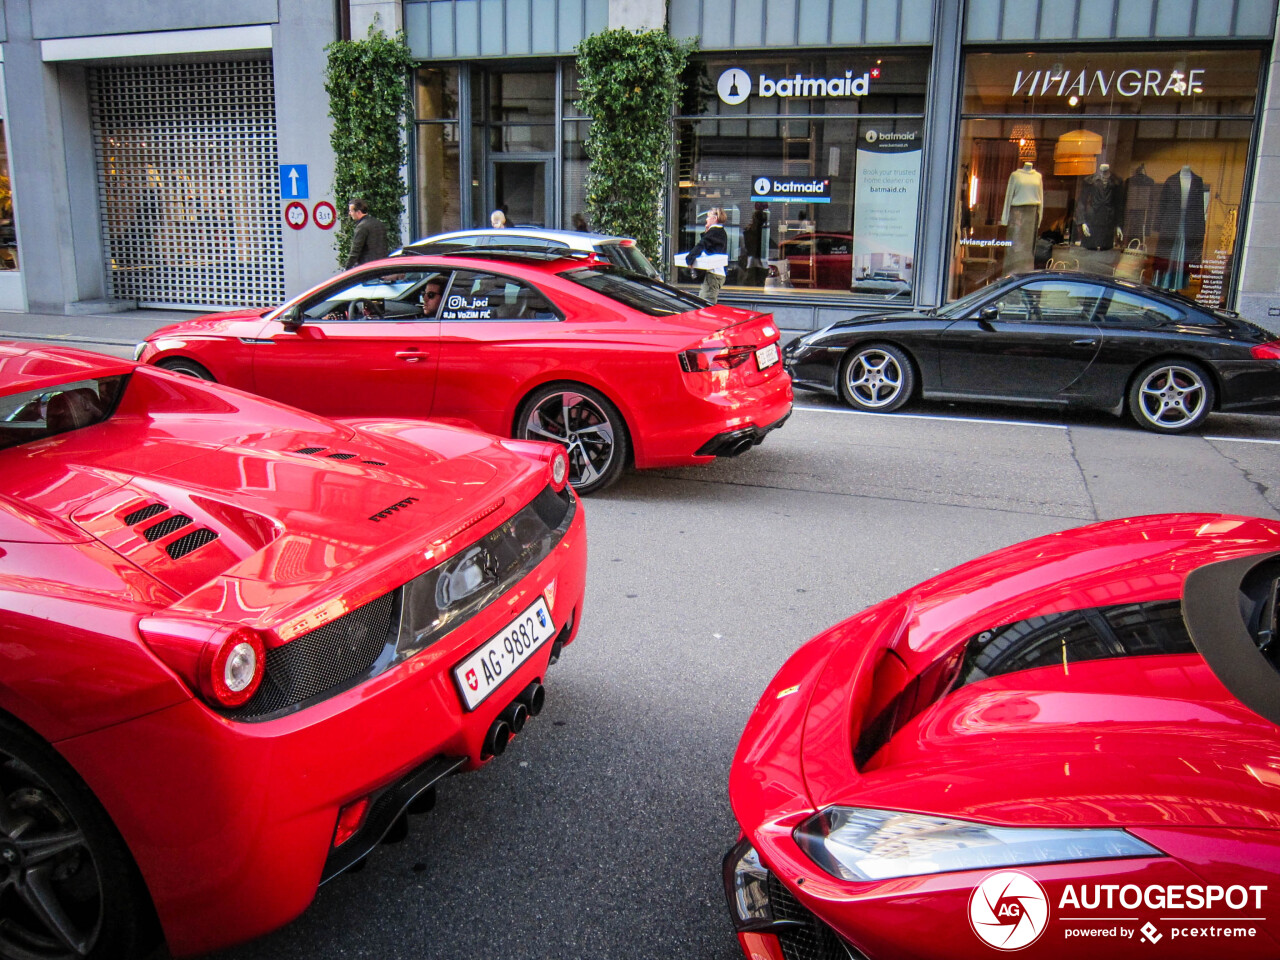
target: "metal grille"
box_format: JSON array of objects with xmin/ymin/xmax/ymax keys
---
[
  {"xmin": 166, "ymin": 528, "xmax": 219, "ymax": 559},
  {"xmin": 142, "ymin": 515, "xmax": 192, "ymax": 541},
  {"xmin": 767, "ymin": 874, "xmax": 867, "ymax": 960},
  {"xmin": 88, "ymin": 60, "xmax": 285, "ymax": 309},
  {"xmin": 123, "ymin": 503, "xmax": 167, "ymax": 525}
]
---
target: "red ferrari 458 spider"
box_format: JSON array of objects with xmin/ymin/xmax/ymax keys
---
[
  {"xmin": 0, "ymin": 343, "xmax": 586, "ymax": 958},
  {"xmin": 137, "ymin": 251, "xmax": 793, "ymax": 494},
  {"xmin": 725, "ymin": 514, "xmax": 1280, "ymax": 960}
]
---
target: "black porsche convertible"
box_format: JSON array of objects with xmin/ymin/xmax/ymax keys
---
[{"xmin": 784, "ymin": 272, "xmax": 1280, "ymax": 433}]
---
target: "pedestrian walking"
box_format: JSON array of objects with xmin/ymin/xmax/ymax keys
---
[
  {"xmin": 344, "ymin": 198, "xmax": 388, "ymax": 269},
  {"xmin": 490, "ymin": 209, "xmax": 509, "ymax": 229},
  {"xmin": 685, "ymin": 207, "xmax": 728, "ymax": 303}
]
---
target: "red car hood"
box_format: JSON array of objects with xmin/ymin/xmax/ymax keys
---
[
  {"xmin": 5, "ymin": 367, "xmax": 550, "ymax": 636},
  {"xmin": 730, "ymin": 515, "xmax": 1280, "ymax": 838}
]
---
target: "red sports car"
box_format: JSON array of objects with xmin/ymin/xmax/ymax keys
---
[
  {"xmin": 137, "ymin": 252, "xmax": 793, "ymax": 494},
  {"xmin": 725, "ymin": 514, "xmax": 1280, "ymax": 960},
  {"xmin": 0, "ymin": 342, "xmax": 585, "ymax": 957}
]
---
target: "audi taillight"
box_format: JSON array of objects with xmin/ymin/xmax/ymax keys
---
[
  {"xmin": 1251, "ymin": 341, "xmax": 1280, "ymax": 360},
  {"xmin": 138, "ymin": 617, "xmax": 267, "ymax": 709},
  {"xmin": 679, "ymin": 345, "xmax": 757, "ymax": 372}
]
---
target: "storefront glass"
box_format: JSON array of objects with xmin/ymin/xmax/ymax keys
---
[
  {"xmin": 414, "ymin": 67, "xmax": 462, "ymax": 238},
  {"xmin": 952, "ymin": 49, "xmax": 1262, "ymax": 310},
  {"xmin": 0, "ymin": 119, "xmax": 16, "ymax": 271},
  {"xmin": 675, "ymin": 53, "xmax": 929, "ymax": 300}
]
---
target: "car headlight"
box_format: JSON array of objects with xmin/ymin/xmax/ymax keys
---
[
  {"xmin": 794, "ymin": 807, "xmax": 1162, "ymax": 881},
  {"xmin": 133, "ymin": 341, "xmax": 148, "ymax": 361}
]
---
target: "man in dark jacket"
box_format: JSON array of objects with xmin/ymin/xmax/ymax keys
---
[
  {"xmin": 685, "ymin": 207, "xmax": 729, "ymax": 303},
  {"xmin": 344, "ymin": 198, "xmax": 388, "ymax": 269}
]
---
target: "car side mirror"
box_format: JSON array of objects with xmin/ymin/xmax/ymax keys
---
[
  {"xmin": 281, "ymin": 305, "xmax": 305, "ymax": 330},
  {"xmin": 976, "ymin": 305, "xmax": 998, "ymax": 329}
]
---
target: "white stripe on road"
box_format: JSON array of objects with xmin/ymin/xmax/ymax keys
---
[
  {"xmin": 1204, "ymin": 435, "xmax": 1280, "ymax": 446},
  {"xmin": 792, "ymin": 405, "xmax": 1069, "ymax": 430}
]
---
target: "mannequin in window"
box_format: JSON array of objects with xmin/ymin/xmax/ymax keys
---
[
  {"xmin": 1154, "ymin": 165, "xmax": 1209, "ymax": 291},
  {"xmin": 1001, "ymin": 162, "xmax": 1043, "ymax": 274},
  {"xmin": 1124, "ymin": 163, "xmax": 1155, "ymax": 240},
  {"xmin": 1075, "ymin": 162, "xmax": 1124, "ymax": 251}
]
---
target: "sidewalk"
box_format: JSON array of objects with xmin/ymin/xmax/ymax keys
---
[{"xmin": 0, "ymin": 309, "xmax": 205, "ymax": 358}]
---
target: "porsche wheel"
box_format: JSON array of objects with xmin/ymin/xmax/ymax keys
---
[
  {"xmin": 517, "ymin": 384, "xmax": 628, "ymax": 495},
  {"xmin": 1127, "ymin": 360, "xmax": 1214, "ymax": 434},
  {"xmin": 839, "ymin": 344, "xmax": 915, "ymax": 412},
  {"xmin": 0, "ymin": 718, "xmax": 152, "ymax": 960},
  {"xmin": 155, "ymin": 357, "xmax": 215, "ymax": 382}
]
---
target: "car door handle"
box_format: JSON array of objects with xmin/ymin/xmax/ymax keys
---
[
  {"xmin": 395, "ymin": 349, "xmax": 426, "ymax": 362},
  {"xmin": 1072, "ymin": 339, "xmax": 1098, "ymax": 347}
]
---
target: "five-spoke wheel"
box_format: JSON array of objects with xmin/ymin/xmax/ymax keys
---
[
  {"xmin": 517, "ymin": 384, "xmax": 628, "ymax": 495},
  {"xmin": 0, "ymin": 719, "xmax": 149, "ymax": 959},
  {"xmin": 839, "ymin": 344, "xmax": 915, "ymax": 412},
  {"xmin": 1127, "ymin": 360, "xmax": 1215, "ymax": 433}
]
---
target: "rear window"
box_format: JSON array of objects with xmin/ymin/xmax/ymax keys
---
[
  {"xmin": 0, "ymin": 375, "xmax": 128, "ymax": 450},
  {"xmin": 597, "ymin": 243, "xmax": 660, "ymax": 278},
  {"xmin": 561, "ymin": 265, "xmax": 706, "ymax": 316}
]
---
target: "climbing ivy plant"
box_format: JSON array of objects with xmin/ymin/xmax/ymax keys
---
[
  {"xmin": 575, "ymin": 29, "xmax": 694, "ymax": 270},
  {"xmin": 324, "ymin": 21, "xmax": 414, "ymax": 266}
]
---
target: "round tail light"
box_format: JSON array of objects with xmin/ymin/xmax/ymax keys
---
[
  {"xmin": 550, "ymin": 449, "xmax": 569, "ymax": 490},
  {"xmin": 205, "ymin": 627, "xmax": 266, "ymax": 708}
]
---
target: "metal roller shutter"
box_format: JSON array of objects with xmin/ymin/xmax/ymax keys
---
[{"xmin": 89, "ymin": 60, "xmax": 285, "ymax": 309}]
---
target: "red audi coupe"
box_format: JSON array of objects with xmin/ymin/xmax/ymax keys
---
[
  {"xmin": 725, "ymin": 514, "xmax": 1280, "ymax": 960},
  {"xmin": 137, "ymin": 251, "xmax": 793, "ymax": 494},
  {"xmin": 0, "ymin": 343, "xmax": 586, "ymax": 958}
]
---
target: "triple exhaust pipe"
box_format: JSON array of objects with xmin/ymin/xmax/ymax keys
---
[{"xmin": 481, "ymin": 680, "xmax": 546, "ymax": 759}]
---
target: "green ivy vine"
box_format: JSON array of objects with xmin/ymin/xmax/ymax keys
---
[
  {"xmin": 575, "ymin": 29, "xmax": 694, "ymax": 271},
  {"xmin": 324, "ymin": 22, "xmax": 414, "ymax": 266}
]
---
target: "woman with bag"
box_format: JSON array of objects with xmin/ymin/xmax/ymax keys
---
[{"xmin": 685, "ymin": 208, "xmax": 729, "ymax": 303}]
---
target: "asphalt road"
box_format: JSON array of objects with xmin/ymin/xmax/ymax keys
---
[{"xmin": 209, "ymin": 396, "xmax": 1280, "ymax": 960}]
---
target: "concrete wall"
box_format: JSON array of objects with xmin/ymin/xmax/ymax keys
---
[
  {"xmin": 30, "ymin": 1, "xmax": 280, "ymax": 38},
  {"xmin": 1237, "ymin": 5, "xmax": 1280, "ymax": 334},
  {"xmin": 609, "ymin": 0, "xmax": 666, "ymax": 30}
]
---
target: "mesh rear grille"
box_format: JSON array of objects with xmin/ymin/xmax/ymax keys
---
[
  {"xmin": 124, "ymin": 503, "xmax": 167, "ymax": 525},
  {"xmin": 143, "ymin": 515, "xmax": 192, "ymax": 541},
  {"xmin": 362, "ymin": 460, "xmax": 387, "ymax": 466},
  {"xmin": 768, "ymin": 874, "xmax": 865, "ymax": 960},
  {"xmin": 232, "ymin": 591, "xmax": 400, "ymax": 719},
  {"xmin": 326, "ymin": 453, "xmax": 357, "ymax": 461},
  {"xmin": 166, "ymin": 528, "xmax": 218, "ymax": 559},
  {"xmin": 294, "ymin": 446, "xmax": 326, "ymax": 455}
]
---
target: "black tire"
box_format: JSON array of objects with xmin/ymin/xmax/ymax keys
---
[
  {"xmin": 516, "ymin": 383, "xmax": 628, "ymax": 495},
  {"xmin": 155, "ymin": 357, "xmax": 215, "ymax": 381},
  {"xmin": 838, "ymin": 343, "xmax": 916, "ymax": 412},
  {"xmin": 1127, "ymin": 359, "xmax": 1215, "ymax": 434},
  {"xmin": 0, "ymin": 716, "xmax": 154, "ymax": 960}
]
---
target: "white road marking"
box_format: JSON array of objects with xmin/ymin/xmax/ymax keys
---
[
  {"xmin": 1204, "ymin": 435, "xmax": 1280, "ymax": 445},
  {"xmin": 792, "ymin": 405, "xmax": 1069, "ymax": 430}
]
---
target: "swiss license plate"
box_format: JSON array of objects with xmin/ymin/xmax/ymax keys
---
[
  {"xmin": 453, "ymin": 596, "xmax": 556, "ymax": 711},
  {"xmin": 756, "ymin": 343, "xmax": 780, "ymax": 370}
]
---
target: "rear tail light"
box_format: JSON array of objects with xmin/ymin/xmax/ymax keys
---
[
  {"xmin": 138, "ymin": 617, "xmax": 267, "ymax": 709},
  {"xmin": 679, "ymin": 346, "xmax": 757, "ymax": 372},
  {"xmin": 333, "ymin": 797, "xmax": 371, "ymax": 848},
  {"xmin": 1251, "ymin": 341, "xmax": 1280, "ymax": 360},
  {"xmin": 499, "ymin": 439, "xmax": 570, "ymax": 490}
]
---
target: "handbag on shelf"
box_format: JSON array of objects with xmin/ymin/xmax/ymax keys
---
[
  {"xmin": 1048, "ymin": 256, "xmax": 1079, "ymax": 271},
  {"xmin": 1114, "ymin": 239, "xmax": 1148, "ymax": 282}
]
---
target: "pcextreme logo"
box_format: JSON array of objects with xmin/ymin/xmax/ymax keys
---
[{"xmin": 969, "ymin": 872, "xmax": 1050, "ymax": 951}]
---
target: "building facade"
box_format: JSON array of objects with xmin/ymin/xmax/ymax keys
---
[{"xmin": 2, "ymin": 0, "xmax": 1279, "ymax": 339}]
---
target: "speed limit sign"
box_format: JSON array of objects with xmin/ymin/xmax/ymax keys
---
[
  {"xmin": 313, "ymin": 201, "xmax": 337, "ymax": 230},
  {"xmin": 284, "ymin": 201, "xmax": 308, "ymax": 230}
]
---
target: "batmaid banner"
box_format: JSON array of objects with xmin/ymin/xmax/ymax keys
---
[{"xmin": 853, "ymin": 126, "xmax": 922, "ymax": 280}]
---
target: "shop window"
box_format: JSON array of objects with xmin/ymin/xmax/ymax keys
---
[
  {"xmin": 413, "ymin": 67, "xmax": 461, "ymax": 238},
  {"xmin": 0, "ymin": 119, "xmax": 15, "ymax": 271},
  {"xmin": 952, "ymin": 49, "xmax": 1261, "ymax": 310},
  {"xmin": 675, "ymin": 53, "xmax": 929, "ymax": 300}
]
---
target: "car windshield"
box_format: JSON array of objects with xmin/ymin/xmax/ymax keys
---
[
  {"xmin": 937, "ymin": 284, "xmax": 1000, "ymax": 318},
  {"xmin": 560, "ymin": 265, "xmax": 706, "ymax": 316},
  {"xmin": 0, "ymin": 375, "xmax": 129, "ymax": 450}
]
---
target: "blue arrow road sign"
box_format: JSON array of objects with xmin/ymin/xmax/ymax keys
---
[{"xmin": 278, "ymin": 164, "xmax": 309, "ymax": 200}]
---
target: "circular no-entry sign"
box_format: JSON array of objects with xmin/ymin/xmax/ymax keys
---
[
  {"xmin": 284, "ymin": 201, "xmax": 308, "ymax": 230},
  {"xmin": 313, "ymin": 201, "xmax": 337, "ymax": 230}
]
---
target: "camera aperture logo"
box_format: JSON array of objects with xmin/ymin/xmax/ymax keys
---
[{"xmin": 969, "ymin": 871, "xmax": 1049, "ymax": 951}]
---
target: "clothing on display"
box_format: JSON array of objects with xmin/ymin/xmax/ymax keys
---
[
  {"xmin": 1123, "ymin": 165, "xmax": 1156, "ymax": 239},
  {"xmin": 1001, "ymin": 163, "xmax": 1043, "ymax": 274},
  {"xmin": 1153, "ymin": 166, "xmax": 1209, "ymax": 291},
  {"xmin": 1075, "ymin": 164, "xmax": 1124, "ymax": 250}
]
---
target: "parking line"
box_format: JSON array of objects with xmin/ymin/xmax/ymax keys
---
[
  {"xmin": 793, "ymin": 405, "xmax": 1069, "ymax": 430},
  {"xmin": 1204, "ymin": 435, "xmax": 1280, "ymax": 445}
]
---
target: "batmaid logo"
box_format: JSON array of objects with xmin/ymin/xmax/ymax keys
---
[
  {"xmin": 717, "ymin": 67, "xmax": 873, "ymax": 103},
  {"xmin": 969, "ymin": 872, "xmax": 1049, "ymax": 951}
]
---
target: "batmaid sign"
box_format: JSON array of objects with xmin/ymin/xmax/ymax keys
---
[
  {"xmin": 718, "ymin": 67, "xmax": 874, "ymax": 104},
  {"xmin": 1012, "ymin": 67, "xmax": 1206, "ymax": 99}
]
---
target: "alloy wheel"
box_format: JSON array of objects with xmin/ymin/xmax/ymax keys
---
[
  {"xmin": 522, "ymin": 391, "xmax": 617, "ymax": 491},
  {"xmin": 1134, "ymin": 364, "xmax": 1208, "ymax": 430},
  {"xmin": 844, "ymin": 348, "xmax": 906, "ymax": 409},
  {"xmin": 0, "ymin": 752, "xmax": 103, "ymax": 960}
]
